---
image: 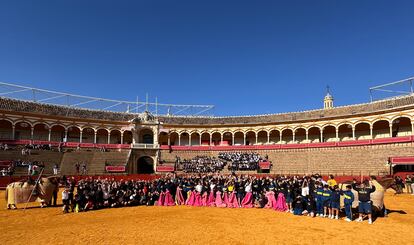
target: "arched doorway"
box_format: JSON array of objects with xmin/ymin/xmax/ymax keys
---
[
  {"xmin": 137, "ymin": 156, "xmax": 154, "ymax": 174},
  {"xmin": 0, "ymin": 120, "xmax": 13, "ymax": 139},
  {"xmin": 139, "ymin": 128, "xmax": 154, "ymax": 144}
]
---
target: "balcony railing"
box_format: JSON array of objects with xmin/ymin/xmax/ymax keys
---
[{"xmin": 132, "ymin": 143, "xmax": 159, "ymax": 149}]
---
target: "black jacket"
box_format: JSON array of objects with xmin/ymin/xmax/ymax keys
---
[{"xmin": 352, "ymin": 183, "xmax": 376, "ymax": 202}]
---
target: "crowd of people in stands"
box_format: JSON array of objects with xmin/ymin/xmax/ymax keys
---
[
  {"xmin": 74, "ymin": 162, "xmax": 88, "ymax": 175},
  {"xmin": 61, "ymin": 173, "xmax": 377, "ymax": 224},
  {"xmin": 0, "ymin": 143, "xmax": 10, "ymax": 150},
  {"xmin": 0, "ymin": 164, "xmax": 13, "ymax": 176},
  {"xmin": 21, "ymin": 144, "xmax": 53, "ymax": 155},
  {"xmin": 219, "ymin": 152, "xmax": 265, "ymax": 171},
  {"xmin": 0, "ymin": 160, "xmax": 55, "ymax": 177},
  {"xmin": 177, "ymin": 156, "xmax": 226, "ymax": 173},
  {"xmin": 177, "ymin": 152, "xmax": 267, "ymax": 173}
]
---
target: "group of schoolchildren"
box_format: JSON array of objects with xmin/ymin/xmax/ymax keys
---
[{"xmin": 61, "ymin": 174, "xmax": 373, "ymax": 223}]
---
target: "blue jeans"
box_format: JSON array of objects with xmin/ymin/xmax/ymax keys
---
[
  {"xmin": 316, "ymin": 200, "xmax": 323, "ymax": 214},
  {"xmin": 344, "ymin": 203, "xmax": 352, "ymax": 220}
]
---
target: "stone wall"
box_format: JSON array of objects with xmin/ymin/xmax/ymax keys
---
[{"xmin": 160, "ymin": 142, "xmax": 414, "ymax": 175}]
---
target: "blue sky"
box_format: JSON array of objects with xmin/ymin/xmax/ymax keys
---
[{"xmin": 1, "ymin": 0, "xmax": 414, "ymax": 116}]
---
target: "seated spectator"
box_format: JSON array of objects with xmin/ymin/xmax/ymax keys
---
[
  {"xmin": 218, "ymin": 152, "xmax": 262, "ymax": 171},
  {"xmin": 178, "ymin": 156, "xmax": 226, "ymax": 173}
]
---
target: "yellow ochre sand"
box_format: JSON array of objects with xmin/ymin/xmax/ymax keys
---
[{"xmin": 0, "ymin": 191, "xmax": 413, "ymax": 245}]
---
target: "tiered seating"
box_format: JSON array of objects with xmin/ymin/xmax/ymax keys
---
[
  {"xmin": 0, "ymin": 149, "xmax": 64, "ymax": 175},
  {"xmin": 59, "ymin": 151, "xmax": 95, "ymax": 175},
  {"xmin": 0, "ymin": 160, "xmax": 12, "ymax": 175},
  {"xmin": 59, "ymin": 150, "xmax": 130, "ymax": 175},
  {"xmin": 91, "ymin": 151, "xmax": 130, "ymax": 174}
]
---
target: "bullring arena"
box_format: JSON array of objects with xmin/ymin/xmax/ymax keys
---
[{"xmin": 1, "ymin": 81, "xmax": 414, "ymax": 244}]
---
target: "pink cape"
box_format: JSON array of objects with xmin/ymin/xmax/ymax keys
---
[
  {"xmin": 275, "ymin": 192, "xmax": 288, "ymax": 211},
  {"xmin": 175, "ymin": 187, "xmax": 185, "ymax": 205},
  {"xmin": 157, "ymin": 192, "xmax": 165, "ymax": 206},
  {"xmin": 193, "ymin": 192, "xmax": 202, "ymax": 207},
  {"xmin": 163, "ymin": 190, "xmax": 175, "ymax": 206},
  {"xmin": 222, "ymin": 192, "xmax": 229, "ymax": 207},
  {"xmin": 201, "ymin": 192, "xmax": 208, "ymax": 206},
  {"xmin": 207, "ymin": 191, "xmax": 215, "ymax": 207},
  {"xmin": 241, "ymin": 192, "xmax": 253, "ymax": 208},
  {"xmin": 185, "ymin": 191, "xmax": 195, "ymax": 206},
  {"xmin": 215, "ymin": 191, "xmax": 226, "ymax": 208},
  {"xmin": 227, "ymin": 191, "xmax": 239, "ymax": 208},
  {"xmin": 264, "ymin": 191, "xmax": 277, "ymax": 209}
]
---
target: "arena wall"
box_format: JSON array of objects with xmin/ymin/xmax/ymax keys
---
[{"xmin": 161, "ymin": 142, "xmax": 414, "ymax": 175}]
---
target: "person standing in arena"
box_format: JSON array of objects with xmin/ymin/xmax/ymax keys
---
[
  {"xmin": 352, "ymin": 179, "xmax": 376, "ymax": 224},
  {"xmin": 330, "ymin": 185, "xmax": 341, "ymax": 219},
  {"xmin": 341, "ymin": 185, "xmax": 355, "ymax": 222},
  {"xmin": 322, "ymin": 185, "xmax": 332, "ymax": 218},
  {"xmin": 405, "ymin": 175, "xmax": 412, "ymax": 194},
  {"xmin": 53, "ymin": 163, "xmax": 59, "ymax": 175},
  {"xmin": 327, "ymin": 175, "xmax": 337, "ymax": 188}
]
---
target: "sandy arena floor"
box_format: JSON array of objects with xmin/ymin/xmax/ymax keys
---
[{"xmin": 0, "ymin": 191, "xmax": 413, "ymax": 245}]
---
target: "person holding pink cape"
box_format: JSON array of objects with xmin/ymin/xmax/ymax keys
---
[
  {"xmin": 175, "ymin": 185, "xmax": 185, "ymax": 205},
  {"xmin": 264, "ymin": 188, "xmax": 277, "ymax": 209},
  {"xmin": 157, "ymin": 190, "xmax": 165, "ymax": 206},
  {"xmin": 227, "ymin": 182, "xmax": 239, "ymax": 208},
  {"xmin": 163, "ymin": 189, "xmax": 175, "ymax": 206},
  {"xmin": 193, "ymin": 182, "xmax": 203, "ymax": 207},
  {"xmin": 185, "ymin": 189, "xmax": 195, "ymax": 206},
  {"xmin": 215, "ymin": 188, "xmax": 227, "ymax": 207},
  {"xmin": 274, "ymin": 192, "xmax": 288, "ymax": 211},
  {"xmin": 241, "ymin": 182, "xmax": 253, "ymax": 208},
  {"xmin": 207, "ymin": 182, "xmax": 216, "ymax": 207}
]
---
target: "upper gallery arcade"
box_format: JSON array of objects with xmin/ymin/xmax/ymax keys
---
[{"xmin": 1, "ymin": 91, "xmax": 414, "ymax": 148}]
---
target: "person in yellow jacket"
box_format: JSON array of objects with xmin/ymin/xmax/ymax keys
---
[{"xmin": 327, "ymin": 175, "xmax": 337, "ymax": 188}]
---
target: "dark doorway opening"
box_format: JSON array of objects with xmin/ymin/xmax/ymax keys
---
[{"xmin": 137, "ymin": 156, "xmax": 154, "ymax": 174}]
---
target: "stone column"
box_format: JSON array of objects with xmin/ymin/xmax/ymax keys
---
[
  {"xmin": 64, "ymin": 129, "xmax": 68, "ymax": 142},
  {"xmin": 12, "ymin": 126, "xmax": 15, "ymax": 140},
  {"xmin": 48, "ymin": 128, "xmax": 52, "ymax": 141},
  {"xmin": 121, "ymin": 133, "xmax": 124, "ymax": 144},
  {"xmin": 352, "ymin": 126, "xmax": 356, "ymax": 140},
  {"xmin": 267, "ymin": 133, "xmax": 270, "ymax": 144},
  {"xmin": 292, "ymin": 131, "xmax": 295, "ymax": 143},
  {"xmin": 30, "ymin": 128, "xmax": 34, "ymax": 140},
  {"xmin": 107, "ymin": 132, "xmax": 111, "ymax": 144},
  {"xmin": 389, "ymin": 125, "xmax": 393, "ymax": 138},
  {"xmin": 199, "ymin": 135, "xmax": 202, "ymax": 146},
  {"xmin": 189, "ymin": 134, "xmax": 192, "ymax": 146},
  {"xmin": 320, "ymin": 130, "xmax": 323, "ymax": 143},
  {"xmin": 79, "ymin": 131, "xmax": 83, "ymax": 143},
  {"xmin": 305, "ymin": 130, "xmax": 309, "ymax": 143},
  {"xmin": 279, "ymin": 133, "xmax": 282, "ymax": 144},
  {"xmin": 335, "ymin": 128, "xmax": 339, "ymax": 141},
  {"xmin": 178, "ymin": 134, "xmax": 181, "ymax": 146},
  {"xmin": 255, "ymin": 133, "xmax": 258, "ymax": 145},
  {"xmin": 370, "ymin": 125, "xmax": 373, "ymax": 139},
  {"xmin": 244, "ymin": 134, "xmax": 246, "ymax": 145},
  {"xmin": 167, "ymin": 134, "xmax": 170, "ymax": 146},
  {"xmin": 94, "ymin": 132, "xmax": 97, "ymax": 144}
]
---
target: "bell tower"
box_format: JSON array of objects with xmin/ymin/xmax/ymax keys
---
[{"xmin": 324, "ymin": 86, "xmax": 334, "ymax": 109}]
